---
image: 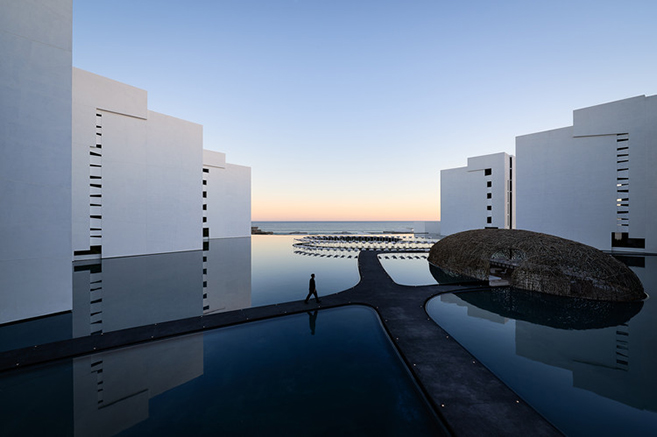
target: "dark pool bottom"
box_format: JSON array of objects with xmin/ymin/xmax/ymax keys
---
[{"xmin": 0, "ymin": 306, "xmax": 447, "ymax": 436}]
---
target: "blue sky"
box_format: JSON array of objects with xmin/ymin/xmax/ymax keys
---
[{"xmin": 73, "ymin": 0, "xmax": 657, "ymax": 220}]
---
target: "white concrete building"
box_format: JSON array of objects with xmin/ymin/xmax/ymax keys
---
[
  {"xmin": 73, "ymin": 69, "xmax": 252, "ymax": 259},
  {"xmin": 203, "ymin": 150, "xmax": 252, "ymax": 239},
  {"xmin": 440, "ymin": 152, "xmax": 516, "ymax": 236},
  {"xmin": 73, "ymin": 68, "xmax": 204, "ymax": 259},
  {"xmin": 0, "ymin": 0, "xmax": 73, "ymax": 324},
  {"xmin": 1, "ymin": 1, "xmax": 251, "ymax": 325},
  {"xmin": 516, "ymin": 95, "xmax": 657, "ymax": 253}
]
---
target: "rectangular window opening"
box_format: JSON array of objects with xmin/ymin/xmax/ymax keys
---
[{"xmin": 611, "ymin": 232, "xmax": 645, "ymax": 249}]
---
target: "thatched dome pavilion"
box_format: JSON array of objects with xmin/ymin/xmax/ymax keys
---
[{"xmin": 428, "ymin": 229, "xmax": 646, "ymax": 302}]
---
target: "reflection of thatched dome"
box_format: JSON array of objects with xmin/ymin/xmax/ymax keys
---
[
  {"xmin": 428, "ymin": 229, "xmax": 645, "ymax": 302},
  {"xmin": 455, "ymin": 288, "xmax": 643, "ymax": 329}
]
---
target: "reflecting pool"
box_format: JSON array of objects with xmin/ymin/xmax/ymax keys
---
[
  {"xmin": 0, "ymin": 306, "xmax": 445, "ymax": 436},
  {"xmin": 0, "ymin": 236, "xmax": 360, "ymax": 352},
  {"xmin": 426, "ymin": 256, "xmax": 657, "ymax": 436},
  {"xmin": 378, "ymin": 253, "xmax": 438, "ymax": 286},
  {"xmin": 251, "ymin": 235, "xmax": 360, "ymax": 306}
]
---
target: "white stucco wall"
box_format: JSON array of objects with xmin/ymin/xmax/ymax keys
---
[
  {"xmin": 440, "ymin": 152, "xmax": 514, "ymax": 236},
  {"xmin": 0, "ymin": 0, "xmax": 73, "ymax": 323},
  {"xmin": 73, "ymin": 69, "xmax": 203, "ymax": 258},
  {"xmin": 516, "ymin": 127, "xmax": 616, "ymax": 249},
  {"xmin": 516, "ymin": 95, "xmax": 657, "ymax": 253},
  {"xmin": 204, "ymin": 150, "xmax": 252, "ymax": 238}
]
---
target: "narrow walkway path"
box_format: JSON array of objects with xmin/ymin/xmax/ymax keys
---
[
  {"xmin": 0, "ymin": 251, "xmax": 561, "ymax": 436},
  {"xmin": 327, "ymin": 251, "xmax": 560, "ymax": 436}
]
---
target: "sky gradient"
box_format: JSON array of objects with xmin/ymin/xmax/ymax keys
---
[{"xmin": 72, "ymin": 0, "xmax": 657, "ymax": 221}]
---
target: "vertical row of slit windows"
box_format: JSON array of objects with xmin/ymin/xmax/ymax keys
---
[
  {"xmin": 91, "ymin": 113, "xmax": 103, "ymax": 252},
  {"xmin": 611, "ymin": 134, "xmax": 645, "ymax": 249},
  {"xmin": 203, "ymin": 168, "xmax": 209, "ymax": 239},
  {"xmin": 75, "ymin": 112, "xmax": 103, "ymax": 258},
  {"xmin": 616, "ymin": 134, "xmax": 630, "ymax": 232},
  {"xmin": 485, "ymin": 168, "xmax": 493, "ymax": 226},
  {"xmin": 508, "ymin": 156, "xmax": 513, "ymax": 229}
]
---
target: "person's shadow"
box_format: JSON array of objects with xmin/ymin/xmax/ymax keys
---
[{"xmin": 307, "ymin": 310, "xmax": 318, "ymax": 335}]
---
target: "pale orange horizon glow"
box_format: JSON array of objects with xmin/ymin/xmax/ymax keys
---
[{"xmin": 252, "ymin": 196, "xmax": 440, "ymax": 222}]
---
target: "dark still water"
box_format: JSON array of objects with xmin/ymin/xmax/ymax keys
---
[
  {"xmin": 251, "ymin": 235, "xmax": 359, "ymax": 306},
  {"xmin": 0, "ymin": 236, "xmax": 359, "ymax": 352},
  {"xmin": 426, "ymin": 256, "xmax": 657, "ymax": 436},
  {"xmin": 0, "ymin": 306, "xmax": 446, "ymax": 436}
]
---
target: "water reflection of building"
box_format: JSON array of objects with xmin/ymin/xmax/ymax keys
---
[
  {"xmin": 440, "ymin": 293, "xmax": 509, "ymax": 325},
  {"xmin": 73, "ymin": 334, "xmax": 203, "ymax": 437},
  {"xmin": 515, "ymin": 257, "xmax": 657, "ymax": 412},
  {"xmin": 72, "ymin": 251, "xmax": 204, "ymax": 337},
  {"xmin": 71, "ymin": 239, "xmax": 252, "ymax": 337},
  {"xmin": 203, "ymin": 238, "xmax": 252, "ymax": 314}
]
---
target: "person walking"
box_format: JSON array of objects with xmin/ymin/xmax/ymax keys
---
[{"xmin": 305, "ymin": 273, "xmax": 321, "ymax": 304}]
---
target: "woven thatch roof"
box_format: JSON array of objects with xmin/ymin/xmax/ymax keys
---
[{"xmin": 428, "ymin": 229, "xmax": 645, "ymax": 302}]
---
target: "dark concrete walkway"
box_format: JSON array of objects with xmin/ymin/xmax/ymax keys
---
[{"xmin": 0, "ymin": 251, "xmax": 561, "ymax": 436}]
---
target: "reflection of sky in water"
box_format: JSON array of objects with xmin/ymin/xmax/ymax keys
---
[
  {"xmin": 426, "ymin": 257, "xmax": 657, "ymax": 436},
  {"xmin": 251, "ymin": 235, "xmax": 360, "ymax": 306},
  {"xmin": 0, "ymin": 236, "xmax": 360, "ymax": 352},
  {"xmin": 0, "ymin": 306, "xmax": 444, "ymax": 436},
  {"xmin": 377, "ymin": 253, "xmax": 437, "ymax": 286}
]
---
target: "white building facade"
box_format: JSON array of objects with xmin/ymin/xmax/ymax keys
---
[
  {"xmin": 440, "ymin": 152, "xmax": 516, "ymax": 236},
  {"xmin": 0, "ymin": 0, "xmax": 73, "ymax": 324},
  {"xmin": 516, "ymin": 95, "xmax": 657, "ymax": 253},
  {"xmin": 73, "ymin": 69, "xmax": 251, "ymax": 260},
  {"xmin": 73, "ymin": 68, "xmax": 205, "ymax": 259},
  {"xmin": 203, "ymin": 150, "xmax": 252, "ymax": 240},
  {"xmin": 1, "ymin": 2, "xmax": 251, "ymax": 325}
]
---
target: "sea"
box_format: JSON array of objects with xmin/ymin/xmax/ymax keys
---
[{"xmin": 251, "ymin": 221, "xmax": 417, "ymax": 235}]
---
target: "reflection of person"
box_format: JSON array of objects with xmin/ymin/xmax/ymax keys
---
[
  {"xmin": 307, "ymin": 310, "xmax": 318, "ymax": 335},
  {"xmin": 305, "ymin": 273, "xmax": 321, "ymax": 304}
]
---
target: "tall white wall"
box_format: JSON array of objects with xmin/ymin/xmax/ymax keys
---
[
  {"xmin": 73, "ymin": 69, "xmax": 203, "ymax": 258},
  {"xmin": 440, "ymin": 152, "xmax": 514, "ymax": 236},
  {"xmin": 0, "ymin": 0, "xmax": 73, "ymax": 323},
  {"xmin": 516, "ymin": 95, "xmax": 657, "ymax": 253},
  {"xmin": 516, "ymin": 127, "xmax": 616, "ymax": 249},
  {"xmin": 203, "ymin": 150, "xmax": 252, "ymax": 239}
]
